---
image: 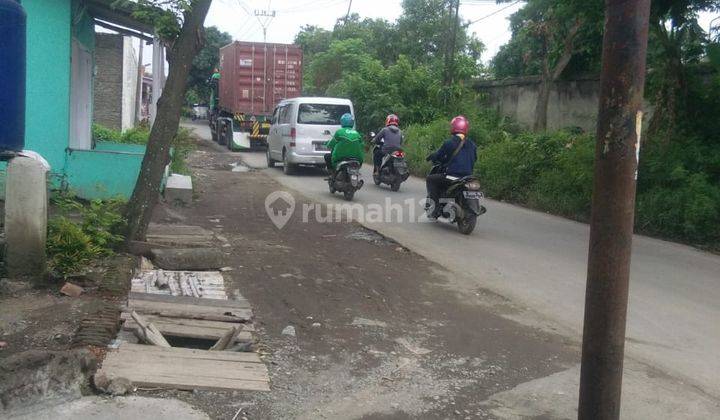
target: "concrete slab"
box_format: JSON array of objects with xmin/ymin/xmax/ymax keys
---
[
  {"xmin": 483, "ymin": 362, "xmax": 720, "ymax": 419},
  {"xmin": 7, "ymin": 396, "xmax": 210, "ymax": 420},
  {"xmin": 164, "ymin": 174, "xmax": 192, "ymax": 205}
]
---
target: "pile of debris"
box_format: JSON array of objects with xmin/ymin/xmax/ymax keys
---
[{"xmin": 95, "ymin": 224, "xmax": 270, "ymax": 393}]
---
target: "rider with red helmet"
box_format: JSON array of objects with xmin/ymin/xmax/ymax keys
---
[
  {"xmin": 425, "ymin": 115, "xmax": 477, "ymax": 218},
  {"xmin": 372, "ymin": 114, "xmax": 404, "ymax": 174}
]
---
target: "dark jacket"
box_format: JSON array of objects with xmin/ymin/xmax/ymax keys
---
[
  {"xmin": 373, "ymin": 125, "xmax": 403, "ymax": 153},
  {"xmin": 429, "ymin": 135, "xmax": 477, "ymax": 176}
]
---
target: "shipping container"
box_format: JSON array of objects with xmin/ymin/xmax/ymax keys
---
[
  {"xmin": 209, "ymin": 41, "xmax": 303, "ymax": 150},
  {"xmin": 218, "ymin": 41, "xmax": 303, "ymax": 117}
]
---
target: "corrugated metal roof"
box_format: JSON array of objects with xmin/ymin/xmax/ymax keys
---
[{"xmin": 84, "ymin": 0, "xmax": 155, "ymax": 34}]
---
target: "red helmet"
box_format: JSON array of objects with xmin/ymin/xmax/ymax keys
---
[
  {"xmin": 385, "ymin": 114, "xmax": 399, "ymax": 127},
  {"xmin": 450, "ymin": 115, "xmax": 469, "ymax": 135}
]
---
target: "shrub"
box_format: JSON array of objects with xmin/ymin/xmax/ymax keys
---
[
  {"xmin": 528, "ymin": 134, "xmax": 595, "ymax": 219},
  {"xmin": 170, "ymin": 127, "xmax": 196, "ymax": 175},
  {"xmin": 47, "ymin": 195, "xmax": 127, "ymax": 277},
  {"xmin": 92, "ymin": 123, "xmax": 121, "ymax": 142},
  {"xmin": 121, "ymin": 126, "xmax": 151, "ymax": 144},
  {"xmin": 636, "ymin": 169, "xmax": 720, "ymax": 244},
  {"xmin": 47, "ymin": 217, "xmax": 103, "ymax": 276}
]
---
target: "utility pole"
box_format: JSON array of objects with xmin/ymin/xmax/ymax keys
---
[
  {"xmin": 345, "ymin": 0, "xmax": 353, "ymax": 21},
  {"xmin": 443, "ymin": 0, "xmax": 460, "ymax": 88},
  {"xmin": 254, "ymin": 8, "xmax": 276, "ymax": 115},
  {"xmin": 578, "ymin": 1, "xmax": 651, "ymax": 419}
]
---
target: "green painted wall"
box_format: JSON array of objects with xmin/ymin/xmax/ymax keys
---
[
  {"xmin": 95, "ymin": 141, "xmax": 147, "ymax": 154},
  {"xmin": 64, "ymin": 143, "xmax": 145, "ymax": 200},
  {"xmin": 21, "ymin": 0, "xmax": 71, "ymax": 172},
  {"xmin": 3, "ymin": 1, "xmax": 147, "ymax": 201}
]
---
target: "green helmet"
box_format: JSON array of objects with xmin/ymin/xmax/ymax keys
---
[{"xmin": 340, "ymin": 113, "xmax": 354, "ymax": 128}]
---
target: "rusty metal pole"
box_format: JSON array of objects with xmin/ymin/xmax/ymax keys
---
[{"xmin": 578, "ymin": 1, "xmax": 651, "ymax": 419}]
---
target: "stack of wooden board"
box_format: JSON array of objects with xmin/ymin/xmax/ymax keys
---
[
  {"xmin": 131, "ymin": 270, "xmax": 228, "ymax": 299},
  {"xmin": 96, "ymin": 342, "xmax": 270, "ymax": 391},
  {"xmin": 146, "ymin": 223, "xmax": 216, "ymax": 247},
  {"xmin": 103, "ymin": 278, "xmax": 269, "ymax": 392}
]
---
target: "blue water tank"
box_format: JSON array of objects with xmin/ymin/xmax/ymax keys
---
[{"xmin": 0, "ymin": 0, "xmax": 26, "ymax": 153}]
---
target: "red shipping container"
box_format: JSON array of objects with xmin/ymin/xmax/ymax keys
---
[{"xmin": 218, "ymin": 41, "xmax": 303, "ymax": 118}]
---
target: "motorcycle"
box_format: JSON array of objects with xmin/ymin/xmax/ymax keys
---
[
  {"xmin": 371, "ymin": 136, "xmax": 410, "ymax": 191},
  {"xmin": 328, "ymin": 158, "xmax": 364, "ymax": 201},
  {"xmin": 425, "ymin": 161, "xmax": 487, "ymax": 235}
]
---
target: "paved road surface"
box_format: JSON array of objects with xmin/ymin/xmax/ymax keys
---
[{"xmin": 188, "ymin": 122, "xmax": 720, "ymax": 406}]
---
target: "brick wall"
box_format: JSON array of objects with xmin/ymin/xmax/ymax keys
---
[{"xmin": 93, "ymin": 33, "xmax": 123, "ymax": 131}]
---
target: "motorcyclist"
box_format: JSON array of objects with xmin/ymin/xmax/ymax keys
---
[
  {"xmin": 324, "ymin": 113, "xmax": 364, "ymax": 173},
  {"xmin": 425, "ymin": 115, "xmax": 477, "ymax": 219},
  {"xmin": 372, "ymin": 114, "xmax": 404, "ymax": 175}
]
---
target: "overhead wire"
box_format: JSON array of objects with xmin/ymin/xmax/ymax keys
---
[{"xmin": 464, "ymin": 0, "xmax": 522, "ymax": 26}]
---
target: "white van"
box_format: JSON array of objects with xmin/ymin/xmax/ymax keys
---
[{"xmin": 266, "ymin": 97, "xmax": 355, "ymax": 174}]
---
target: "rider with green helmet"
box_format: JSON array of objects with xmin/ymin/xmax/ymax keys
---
[{"xmin": 324, "ymin": 113, "xmax": 364, "ymax": 171}]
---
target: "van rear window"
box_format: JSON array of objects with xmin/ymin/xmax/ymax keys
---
[{"xmin": 297, "ymin": 104, "xmax": 351, "ymax": 125}]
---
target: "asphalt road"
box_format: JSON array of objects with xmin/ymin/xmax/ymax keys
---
[{"xmin": 188, "ymin": 121, "xmax": 720, "ymax": 404}]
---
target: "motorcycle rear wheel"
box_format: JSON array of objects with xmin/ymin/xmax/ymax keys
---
[
  {"xmin": 457, "ymin": 214, "xmax": 477, "ymax": 235},
  {"xmin": 390, "ymin": 180, "xmax": 401, "ymax": 192}
]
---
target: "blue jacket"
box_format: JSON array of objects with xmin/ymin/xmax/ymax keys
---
[{"xmin": 430, "ymin": 135, "xmax": 477, "ymax": 176}]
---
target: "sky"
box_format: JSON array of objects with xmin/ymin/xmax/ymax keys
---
[
  {"xmin": 205, "ymin": 0, "xmax": 526, "ymax": 63},
  {"xmin": 132, "ymin": 0, "xmax": 719, "ymax": 73}
]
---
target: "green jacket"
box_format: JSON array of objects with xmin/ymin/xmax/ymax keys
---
[{"xmin": 325, "ymin": 127, "xmax": 364, "ymax": 169}]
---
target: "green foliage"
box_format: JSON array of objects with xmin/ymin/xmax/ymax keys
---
[
  {"xmin": 296, "ymin": 0, "xmax": 485, "ymax": 133},
  {"xmin": 112, "ymin": 0, "xmax": 190, "ymax": 43},
  {"xmin": 170, "ymin": 127, "xmax": 196, "ymax": 174},
  {"xmin": 187, "ymin": 26, "xmax": 232, "ymax": 103},
  {"xmin": 491, "ymin": 0, "xmax": 604, "ymax": 79},
  {"xmin": 92, "ymin": 124, "xmax": 122, "ymax": 142},
  {"xmin": 92, "ymin": 123, "xmax": 151, "ymax": 144},
  {"xmin": 121, "ymin": 126, "xmax": 151, "ymax": 144},
  {"xmin": 47, "ymin": 217, "xmax": 104, "ymax": 277},
  {"xmin": 47, "ymin": 195, "xmax": 127, "ymax": 277}
]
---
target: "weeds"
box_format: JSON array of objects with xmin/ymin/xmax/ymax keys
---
[{"xmin": 46, "ymin": 192, "xmax": 126, "ymax": 277}]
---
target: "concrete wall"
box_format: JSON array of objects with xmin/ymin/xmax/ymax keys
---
[
  {"xmin": 474, "ymin": 76, "xmax": 601, "ymax": 132},
  {"xmin": 94, "ymin": 33, "xmax": 124, "ymax": 131},
  {"xmin": 121, "ymin": 37, "xmax": 139, "ymax": 131}
]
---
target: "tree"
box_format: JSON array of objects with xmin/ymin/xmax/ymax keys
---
[
  {"xmin": 186, "ymin": 26, "xmax": 231, "ymax": 103},
  {"xmin": 118, "ymin": 0, "xmax": 213, "ymax": 243},
  {"xmin": 646, "ymin": 0, "xmax": 720, "ymax": 136},
  {"xmin": 491, "ymin": 0, "xmax": 603, "ymax": 131}
]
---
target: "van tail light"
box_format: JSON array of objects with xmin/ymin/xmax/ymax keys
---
[
  {"xmin": 392, "ymin": 150, "xmax": 405, "ymax": 158},
  {"xmin": 290, "ymin": 127, "xmax": 296, "ymax": 140}
]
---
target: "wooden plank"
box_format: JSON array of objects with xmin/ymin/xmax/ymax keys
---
[
  {"xmin": 129, "ymin": 292, "xmax": 250, "ymax": 309},
  {"xmin": 96, "ymin": 343, "xmax": 269, "ymax": 392},
  {"xmin": 130, "ymin": 270, "xmax": 230, "ymax": 300},
  {"xmin": 127, "ymin": 299, "xmax": 252, "ymax": 322},
  {"xmin": 130, "ymin": 311, "xmax": 171, "ymax": 347},
  {"xmin": 122, "ymin": 318, "xmax": 254, "ymax": 342},
  {"xmin": 210, "ymin": 325, "xmax": 243, "ymax": 350},
  {"xmin": 109, "ymin": 343, "xmax": 263, "ymax": 363},
  {"xmin": 102, "ymin": 356, "xmax": 268, "ymax": 380},
  {"xmin": 120, "ymin": 313, "xmax": 256, "ymax": 332}
]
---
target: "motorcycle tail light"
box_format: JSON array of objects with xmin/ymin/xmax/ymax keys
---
[
  {"xmin": 466, "ymin": 181, "xmax": 481, "ymax": 190},
  {"xmin": 392, "ymin": 150, "xmax": 405, "ymax": 158}
]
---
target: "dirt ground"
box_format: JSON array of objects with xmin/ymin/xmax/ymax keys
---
[{"xmin": 135, "ymin": 137, "xmax": 579, "ymax": 419}]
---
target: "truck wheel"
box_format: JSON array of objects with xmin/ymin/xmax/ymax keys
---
[
  {"xmin": 226, "ymin": 129, "xmax": 234, "ymax": 150},
  {"xmin": 218, "ymin": 122, "xmax": 228, "ymax": 146},
  {"xmin": 283, "ymin": 150, "xmax": 296, "ymax": 175}
]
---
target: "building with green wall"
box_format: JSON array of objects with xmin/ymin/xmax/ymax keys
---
[{"xmin": 0, "ymin": 0, "xmax": 160, "ymax": 200}]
